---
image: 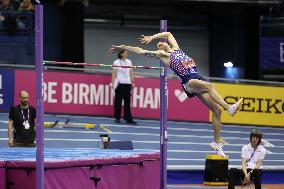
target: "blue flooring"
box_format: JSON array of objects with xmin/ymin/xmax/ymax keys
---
[{"xmin": 1, "ymin": 113, "xmax": 284, "ymax": 171}]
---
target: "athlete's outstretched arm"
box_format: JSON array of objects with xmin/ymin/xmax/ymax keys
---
[
  {"xmin": 109, "ymin": 45, "xmax": 162, "ymax": 58},
  {"xmin": 139, "ymin": 32, "xmax": 180, "ymax": 50}
]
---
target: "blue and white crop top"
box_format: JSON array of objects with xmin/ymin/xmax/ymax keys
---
[{"xmin": 169, "ymin": 50, "xmax": 197, "ymax": 80}]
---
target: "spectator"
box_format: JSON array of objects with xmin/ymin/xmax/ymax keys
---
[
  {"xmin": 111, "ymin": 50, "xmax": 137, "ymax": 125},
  {"xmin": 18, "ymin": 0, "xmax": 34, "ymax": 11},
  {"xmin": 0, "ymin": 0, "xmax": 17, "ymax": 35},
  {"xmin": 0, "ymin": 0, "xmax": 15, "ymax": 23},
  {"xmin": 0, "ymin": 0, "xmax": 15, "ymax": 11},
  {"xmin": 228, "ymin": 129, "xmax": 266, "ymax": 189},
  {"xmin": 8, "ymin": 91, "xmax": 36, "ymax": 147}
]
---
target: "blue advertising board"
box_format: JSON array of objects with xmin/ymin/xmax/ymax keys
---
[
  {"xmin": 260, "ymin": 37, "xmax": 284, "ymax": 69},
  {"xmin": 0, "ymin": 68, "xmax": 15, "ymax": 112}
]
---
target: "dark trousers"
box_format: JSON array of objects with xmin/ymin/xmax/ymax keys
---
[
  {"xmin": 228, "ymin": 168, "xmax": 262, "ymax": 189},
  {"xmin": 114, "ymin": 84, "xmax": 133, "ymax": 121}
]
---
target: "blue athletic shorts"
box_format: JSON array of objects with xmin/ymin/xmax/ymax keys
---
[{"xmin": 181, "ymin": 73, "xmax": 209, "ymax": 98}]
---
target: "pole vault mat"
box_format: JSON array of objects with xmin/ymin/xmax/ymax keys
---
[{"xmin": 0, "ymin": 148, "xmax": 160, "ymax": 189}]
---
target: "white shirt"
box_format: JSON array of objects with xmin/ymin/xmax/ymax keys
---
[
  {"xmin": 113, "ymin": 58, "xmax": 133, "ymax": 84},
  {"xmin": 241, "ymin": 143, "xmax": 266, "ymax": 169}
]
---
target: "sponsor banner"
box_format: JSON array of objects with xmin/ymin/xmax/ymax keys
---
[
  {"xmin": 211, "ymin": 82, "xmax": 284, "ymax": 127},
  {"xmin": 260, "ymin": 37, "xmax": 284, "ymax": 69},
  {"xmin": 0, "ymin": 69, "xmax": 15, "ymax": 112},
  {"xmin": 14, "ymin": 70, "xmax": 209, "ymax": 122}
]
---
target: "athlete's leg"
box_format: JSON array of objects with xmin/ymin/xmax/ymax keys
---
[
  {"xmin": 187, "ymin": 79, "xmax": 228, "ymax": 109},
  {"xmin": 185, "ymin": 79, "xmax": 242, "ymax": 116},
  {"xmin": 197, "ymin": 92, "xmax": 226, "ymax": 157},
  {"xmin": 197, "ymin": 92, "xmax": 221, "ymax": 143}
]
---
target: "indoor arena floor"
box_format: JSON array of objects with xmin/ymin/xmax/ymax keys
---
[{"xmin": 1, "ymin": 113, "xmax": 284, "ymax": 189}]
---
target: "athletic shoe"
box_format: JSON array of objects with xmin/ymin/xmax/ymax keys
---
[
  {"xmin": 228, "ymin": 98, "xmax": 243, "ymax": 116},
  {"xmin": 210, "ymin": 142, "xmax": 227, "ymax": 158}
]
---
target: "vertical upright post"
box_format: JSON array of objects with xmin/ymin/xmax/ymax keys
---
[
  {"xmin": 258, "ymin": 16, "xmax": 263, "ymax": 79},
  {"xmin": 35, "ymin": 4, "xmax": 44, "ymax": 189},
  {"xmin": 160, "ymin": 20, "xmax": 168, "ymax": 189}
]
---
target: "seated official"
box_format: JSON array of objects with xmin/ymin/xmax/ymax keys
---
[{"xmin": 228, "ymin": 129, "xmax": 266, "ymax": 189}]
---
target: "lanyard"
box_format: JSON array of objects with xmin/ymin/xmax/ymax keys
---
[
  {"xmin": 21, "ymin": 107, "xmax": 29, "ymax": 121},
  {"xmin": 248, "ymin": 148, "xmax": 257, "ymax": 163},
  {"xmin": 119, "ymin": 60, "xmax": 127, "ymax": 73}
]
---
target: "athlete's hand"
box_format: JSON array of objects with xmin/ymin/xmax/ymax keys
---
[
  {"xmin": 109, "ymin": 45, "xmax": 124, "ymax": 54},
  {"xmin": 139, "ymin": 35, "xmax": 153, "ymax": 44}
]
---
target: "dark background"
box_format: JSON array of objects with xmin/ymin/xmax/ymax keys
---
[{"xmin": 43, "ymin": 0, "xmax": 283, "ymax": 80}]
